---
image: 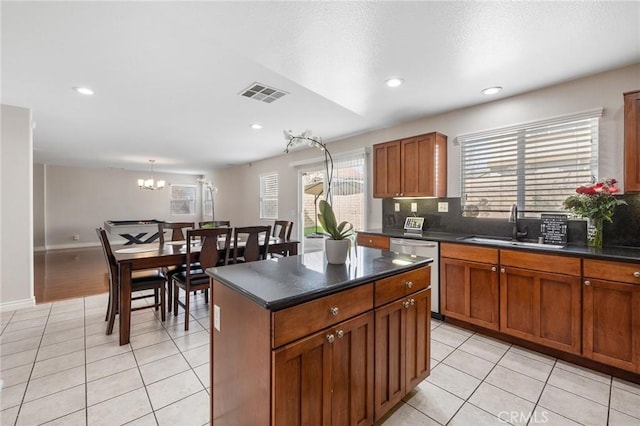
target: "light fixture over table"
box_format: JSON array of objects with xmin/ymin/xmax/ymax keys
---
[{"xmin": 138, "ymin": 160, "xmax": 165, "ymax": 190}]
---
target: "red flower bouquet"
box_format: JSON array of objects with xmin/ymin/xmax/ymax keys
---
[{"xmin": 563, "ymin": 178, "xmax": 626, "ymax": 222}]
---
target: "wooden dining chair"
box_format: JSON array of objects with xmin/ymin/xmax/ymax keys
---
[
  {"xmin": 172, "ymin": 227, "xmax": 232, "ymax": 330},
  {"xmin": 96, "ymin": 228, "xmax": 166, "ymax": 335},
  {"xmin": 232, "ymin": 226, "xmax": 272, "ymax": 263},
  {"xmin": 271, "ymin": 220, "xmax": 294, "ymax": 257},
  {"xmin": 158, "ymin": 222, "xmax": 194, "ymax": 311},
  {"xmin": 198, "ymin": 220, "xmax": 231, "ymax": 228}
]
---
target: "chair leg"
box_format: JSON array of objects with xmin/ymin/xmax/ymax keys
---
[
  {"xmin": 184, "ymin": 286, "xmax": 190, "ymax": 331},
  {"xmin": 204, "ymin": 288, "xmax": 209, "ymax": 304},
  {"xmin": 154, "ymin": 289, "xmax": 159, "ymax": 311},
  {"xmin": 168, "ymin": 278, "xmax": 173, "ymax": 312},
  {"xmin": 173, "ymin": 280, "xmax": 179, "ymax": 316},
  {"xmin": 160, "ymin": 284, "xmax": 166, "ymax": 322}
]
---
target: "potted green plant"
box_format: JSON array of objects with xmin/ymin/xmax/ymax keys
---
[{"xmin": 317, "ymin": 200, "xmax": 354, "ymax": 264}]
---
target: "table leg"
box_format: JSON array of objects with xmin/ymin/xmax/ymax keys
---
[{"xmin": 119, "ymin": 262, "xmax": 132, "ymax": 345}]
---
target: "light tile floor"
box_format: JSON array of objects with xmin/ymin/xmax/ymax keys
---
[{"xmin": 1, "ymin": 293, "xmax": 639, "ymax": 425}]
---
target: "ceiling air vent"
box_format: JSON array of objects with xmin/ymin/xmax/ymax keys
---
[{"xmin": 239, "ymin": 82, "xmax": 287, "ymax": 103}]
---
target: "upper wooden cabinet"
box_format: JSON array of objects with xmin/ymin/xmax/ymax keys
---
[
  {"xmin": 373, "ymin": 132, "xmax": 447, "ymax": 198},
  {"xmin": 624, "ymin": 90, "xmax": 640, "ymax": 192}
]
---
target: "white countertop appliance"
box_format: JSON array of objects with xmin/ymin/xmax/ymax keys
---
[{"xmin": 389, "ymin": 237, "xmax": 441, "ymax": 318}]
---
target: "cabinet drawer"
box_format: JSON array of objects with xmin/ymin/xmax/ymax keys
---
[
  {"xmin": 357, "ymin": 233, "xmax": 389, "ymax": 250},
  {"xmin": 584, "ymin": 259, "xmax": 640, "ymax": 284},
  {"xmin": 375, "ymin": 266, "xmax": 430, "ymax": 307},
  {"xmin": 500, "ymin": 250, "xmax": 581, "ymax": 277},
  {"xmin": 272, "ymin": 283, "xmax": 373, "ymax": 348},
  {"xmin": 441, "ymin": 242, "xmax": 498, "ymax": 264}
]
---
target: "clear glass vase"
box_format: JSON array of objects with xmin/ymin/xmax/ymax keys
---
[{"xmin": 586, "ymin": 217, "xmax": 603, "ymax": 248}]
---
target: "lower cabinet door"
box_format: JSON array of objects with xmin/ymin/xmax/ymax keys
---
[
  {"xmin": 330, "ymin": 312, "xmax": 374, "ymax": 426},
  {"xmin": 273, "ymin": 312, "xmax": 374, "ymax": 426},
  {"xmin": 500, "ymin": 267, "xmax": 581, "ymax": 354},
  {"xmin": 273, "ymin": 330, "xmax": 332, "ymax": 426},
  {"xmin": 405, "ymin": 289, "xmax": 431, "ymax": 391},
  {"xmin": 374, "ymin": 288, "xmax": 432, "ymax": 421},
  {"xmin": 374, "ymin": 298, "xmax": 405, "ymax": 420},
  {"xmin": 583, "ymin": 278, "xmax": 640, "ymax": 372}
]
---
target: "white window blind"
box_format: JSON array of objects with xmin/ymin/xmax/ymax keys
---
[
  {"xmin": 459, "ymin": 109, "xmax": 601, "ymax": 218},
  {"xmin": 259, "ymin": 172, "xmax": 278, "ymax": 219}
]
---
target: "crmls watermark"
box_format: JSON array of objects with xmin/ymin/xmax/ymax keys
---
[{"xmin": 498, "ymin": 410, "xmax": 549, "ymax": 424}]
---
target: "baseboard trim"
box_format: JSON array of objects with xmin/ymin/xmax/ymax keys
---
[
  {"xmin": 43, "ymin": 239, "xmax": 129, "ymax": 251},
  {"xmin": 44, "ymin": 242, "xmax": 102, "ymax": 250},
  {"xmin": 0, "ymin": 297, "xmax": 36, "ymax": 312}
]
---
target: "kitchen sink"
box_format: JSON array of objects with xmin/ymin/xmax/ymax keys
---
[{"xmin": 461, "ymin": 236, "xmax": 565, "ymax": 250}]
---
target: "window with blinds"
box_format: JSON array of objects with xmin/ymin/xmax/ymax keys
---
[
  {"xmin": 459, "ymin": 109, "xmax": 601, "ymax": 218},
  {"xmin": 259, "ymin": 172, "xmax": 278, "ymax": 219}
]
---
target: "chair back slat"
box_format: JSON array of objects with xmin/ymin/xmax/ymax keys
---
[
  {"xmin": 233, "ymin": 226, "xmax": 271, "ymax": 263},
  {"xmin": 273, "ymin": 220, "xmax": 293, "ymax": 239},
  {"xmin": 158, "ymin": 222, "xmax": 194, "ymax": 244},
  {"xmin": 96, "ymin": 228, "xmax": 118, "ymax": 285},
  {"xmin": 186, "ymin": 228, "xmax": 232, "ymax": 274}
]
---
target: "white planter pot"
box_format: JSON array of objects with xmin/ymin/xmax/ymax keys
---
[{"xmin": 325, "ymin": 239, "xmax": 349, "ymax": 264}]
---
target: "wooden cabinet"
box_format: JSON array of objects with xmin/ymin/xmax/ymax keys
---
[
  {"xmin": 374, "ymin": 267, "xmax": 430, "ymax": 421},
  {"xmin": 440, "ymin": 243, "xmax": 500, "ymax": 330},
  {"xmin": 373, "ymin": 132, "xmax": 447, "ymax": 198},
  {"xmin": 624, "ymin": 90, "xmax": 640, "ymax": 192},
  {"xmin": 356, "ymin": 232, "xmax": 389, "ymax": 250},
  {"xmin": 583, "ymin": 259, "xmax": 640, "ymax": 372},
  {"xmin": 273, "ymin": 312, "xmax": 374, "ymax": 426},
  {"xmin": 499, "ymin": 250, "xmax": 582, "ymax": 354}
]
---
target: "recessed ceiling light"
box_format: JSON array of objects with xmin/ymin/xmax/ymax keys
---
[
  {"xmin": 251, "ymin": 123, "xmax": 263, "ymax": 130},
  {"xmin": 481, "ymin": 86, "xmax": 503, "ymax": 95},
  {"xmin": 384, "ymin": 78, "xmax": 404, "ymax": 88},
  {"xmin": 73, "ymin": 86, "xmax": 94, "ymax": 95}
]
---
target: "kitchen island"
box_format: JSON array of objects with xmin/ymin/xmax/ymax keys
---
[{"xmin": 206, "ymin": 248, "xmax": 433, "ymax": 425}]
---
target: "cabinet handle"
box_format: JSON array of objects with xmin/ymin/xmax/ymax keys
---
[
  {"xmin": 634, "ymin": 272, "xmax": 640, "ymax": 278},
  {"xmin": 330, "ymin": 307, "xmax": 339, "ymax": 316},
  {"xmin": 491, "ymin": 266, "xmax": 497, "ymax": 272},
  {"xmin": 368, "ymin": 239, "xmax": 373, "ymax": 243},
  {"xmin": 395, "ymin": 193, "xmax": 399, "ymax": 196},
  {"xmin": 410, "ymin": 298, "xmax": 415, "ymax": 306},
  {"xmin": 405, "ymin": 280, "xmax": 414, "ymax": 289},
  {"xmin": 584, "ymin": 280, "xmax": 591, "ymax": 286},
  {"xmin": 326, "ymin": 334, "xmax": 335, "ymax": 343},
  {"xmin": 336, "ymin": 330, "xmax": 344, "ymax": 339},
  {"xmin": 403, "ymin": 300, "xmax": 410, "ymax": 308},
  {"xmin": 500, "ymin": 268, "xmax": 506, "ymax": 273}
]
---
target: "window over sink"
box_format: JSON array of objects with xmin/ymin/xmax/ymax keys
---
[{"xmin": 458, "ymin": 108, "xmax": 602, "ymax": 218}]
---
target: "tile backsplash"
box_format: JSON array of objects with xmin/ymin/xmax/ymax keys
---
[{"xmin": 382, "ymin": 194, "xmax": 640, "ymax": 247}]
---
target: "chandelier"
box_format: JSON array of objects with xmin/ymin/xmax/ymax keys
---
[{"xmin": 137, "ymin": 160, "xmax": 165, "ymax": 190}]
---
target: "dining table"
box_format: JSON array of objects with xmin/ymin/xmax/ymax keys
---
[{"xmin": 113, "ymin": 237, "xmax": 299, "ymax": 345}]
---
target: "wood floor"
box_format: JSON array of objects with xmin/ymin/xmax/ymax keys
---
[{"xmin": 34, "ymin": 247, "xmax": 109, "ymax": 304}]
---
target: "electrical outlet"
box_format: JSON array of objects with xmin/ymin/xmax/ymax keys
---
[
  {"xmin": 214, "ymin": 305, "xmax": 221, "ymax": 331},
  {"xmin": 73, "ymin": 234, "xmax": 80, "ymax": 241},
  {"xmin": 394, "ymin": 203, "xmax": 400, "ymax": 212},
  {"xmin": 411, "ymin": 202, "xmax": 418, "ymax": 212},
  {"xmin": 438, "ymin": 202, "xmax": 449, "ymax": 213}
]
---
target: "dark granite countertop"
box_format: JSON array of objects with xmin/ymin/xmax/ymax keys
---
[
  {"xmin": 206, "ymin": 247, "xmax": 433, "ymax": 311},
  {"xmin": 360, "ymin": 229, "xmax": 640, "ymax": 263}
]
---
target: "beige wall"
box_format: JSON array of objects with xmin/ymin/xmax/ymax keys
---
[
  {"xmin": 214, "ymin": 64, "xmax": 640, "ymax": 234},
  {"xmin": 39, "ymin": 165, "xmax": 205, "ymax": 247},
  {"xmin": 1, "ymin": 105, "xmax": 34, "ymax": 310}
]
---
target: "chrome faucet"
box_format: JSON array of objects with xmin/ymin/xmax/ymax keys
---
[{"xmin": 509, "ymin": 204, "xmax": 528, "ymax": 241}]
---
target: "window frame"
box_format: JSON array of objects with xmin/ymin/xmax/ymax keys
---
[
  {"xmin": 259, "ymin": 172, "xmax": 279, "ymax": 219},
  {"xmin": 458, "ymin": 109, "xmax": 602, "ymax": 218}
]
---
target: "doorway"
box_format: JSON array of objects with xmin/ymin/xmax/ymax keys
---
[{"xmin": 299, "ymin": 155, "xmax": 366, "ymax": 253}]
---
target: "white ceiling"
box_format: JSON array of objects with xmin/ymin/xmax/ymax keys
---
[{"xmin": 2, "ymin": 1, "xmax": 639, "ymax": 175}]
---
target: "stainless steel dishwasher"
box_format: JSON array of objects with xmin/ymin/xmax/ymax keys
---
[{"xmin": 389, "ymin": 238, "xmax": 441, "ymax": 318}]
